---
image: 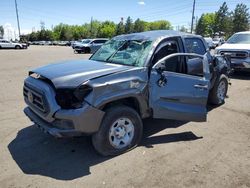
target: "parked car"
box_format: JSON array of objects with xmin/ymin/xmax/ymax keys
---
[
  {"xmin": 74, "ymin": 38, "xmax": 108, "ymax": 53},
  {"xmin": 212, "ymin": 37, "xmax": 225, "ymax": 48},
  {"xmin": 215, "ymin": 31, "xmax": 250, "ymax": 72},
  {"xmin": 204, "ymin": 37, "xmax": 213, "ymax": 49},
  {"xmin": 0, "ymin": 39, "xmax": 27, "ymax": 49},
  {"xmin": 23, "ymin": 30, "xmax": 230, "ymax": 156}
]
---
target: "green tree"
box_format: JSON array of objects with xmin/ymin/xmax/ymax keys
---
[
  {"xmin": 0, "ymin": 25, "xmax": 4, "ymax": 38},
  {"xmin": 148, "ymin": 20, "xmax": 172, "ymax": 30},
  {"xmin": 196, "ymin": 13, "xmax": 215, "ymax": 36},
  {"xmin": 134, "ymin": 19, "xmax": 147, "ymax": 32},
  {"xmin": 97, "ymin": 21, "xmax": 116, "ymax": 38},
  {"xmin": 125, "ymin": 16, "xmax": 134, "ymax": 34},
  {"xmin": 116, "ymin": 21, "xmax": 125, "ymax": 35},
  {"xmin": 214, "ymin": 2, "xmax": 232, "ymax": 37},
  {"xmin": 232, "ymin": 3, "xmax": 250, "ymax": 33}
]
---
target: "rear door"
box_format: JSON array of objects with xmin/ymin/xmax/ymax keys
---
[{"xmin": 149, "ymin": 37, "xmax": 210, "ymax": 122}]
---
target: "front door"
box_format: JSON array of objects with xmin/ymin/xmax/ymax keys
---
[{"xmin": 149, "ymin": 52, "xmax": 210, "ymax": 122}]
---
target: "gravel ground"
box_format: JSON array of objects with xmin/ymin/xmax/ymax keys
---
[{"xmin": 0, "ymin": 46, "xmax": 249, "ymax": 188}]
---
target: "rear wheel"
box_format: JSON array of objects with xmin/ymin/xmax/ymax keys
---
[
  {"xmin": 84, "ymin": 47, "xmax": 91, "ymax": 54},
  {"xmin": 92, "ymin": 106, "xmax": 143, "ymax": 156},
  {"xmin": 209, "ymin": 74, "xmax": 228, "ymax": 105}
]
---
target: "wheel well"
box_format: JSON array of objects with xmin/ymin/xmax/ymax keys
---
[{"xmin": 100, "ymin": 97, "xmax": 141, "ymax": 116}]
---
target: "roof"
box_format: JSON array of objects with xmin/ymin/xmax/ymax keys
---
[
  {"xmin": 235, "ymin": 31, "xmax": 250, "ymax": 34},
  {"xmin": 114, "ymin": 30, "xmax": 196, "ymax": 41}
]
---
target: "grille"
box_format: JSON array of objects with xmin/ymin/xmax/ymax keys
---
[
  {"xmin": 23, "ymin": 85, "xmax": 47, "ymax": 113},
  {"xmin": 220, "ymin": 51, "xmax": 248, "ymax": 59}
]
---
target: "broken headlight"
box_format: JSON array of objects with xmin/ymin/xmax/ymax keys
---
[{"xmin": 55, "ymin": 85, "xmax": 92, "ymax": 109}]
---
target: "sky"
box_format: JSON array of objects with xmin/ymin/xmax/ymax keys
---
[{"xmin": 0, "ymin": 0, "xmax": 249, "ymax": 36}]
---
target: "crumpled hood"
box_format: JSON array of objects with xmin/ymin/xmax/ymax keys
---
[
  {"xmin": 216, "ymin": 43, "xmax": 250, "ymax": 51},
  {"xmin": 30, "ymin": 60, "xmax": 132, "ymax": 88}
]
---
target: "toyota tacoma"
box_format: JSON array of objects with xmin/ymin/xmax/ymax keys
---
[{"xmin": 23, "ymin": 30, "xmax": 230, "ymax": 156}]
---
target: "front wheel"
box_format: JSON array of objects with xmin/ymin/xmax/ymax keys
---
[
  {"xmin": 209, "ymin": 74, "xmax": 228, "ymax": 105},
  {"xmin": 92, "ymin": 106, "xmax": 143, "ymax": 156},
  {"xmin": 15, "ymin": 45, "xmax": 21, "ymax": 49}
]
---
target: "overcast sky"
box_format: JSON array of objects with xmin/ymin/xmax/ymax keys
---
[{"xmin": 1, "ymin": 0, "xmax": 249, "ymax": 35}]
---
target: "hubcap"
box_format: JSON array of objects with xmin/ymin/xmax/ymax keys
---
[
  {"xmin": 109, "ymin": 118, "xmax": 135, "ymax": 149},
  {"xmin": 217, "ymin": 80, "xmax": 226, "ymax": 102}
]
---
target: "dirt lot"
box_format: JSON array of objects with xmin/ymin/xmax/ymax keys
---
[{"xmin": 0, "ymin": 46, "xmax": 249, "ymax": 188}]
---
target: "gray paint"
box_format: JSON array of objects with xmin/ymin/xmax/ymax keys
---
[{"xmin": 23, "ymin": 30, "xmax": 228, "ymax": 137}]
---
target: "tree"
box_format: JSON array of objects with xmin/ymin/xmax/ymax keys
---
[
  {"xmin": 116, "ymin": 21, "xmax": 125, "ymax": 35},
  {"xmin": 134, "ymin": 19, "xmax": 147, "ymax": 32},
  {"xmin": 232, "ymin": 3, "xmax": 250, "ymax": 33},
  {"xmin": 98, "ymin": 21, "xmax": 116, "ymax": 38},
  {"xmin": 180, "ymin": 25, "xmax": 188, "ymax": 33},
  {"xmin": 196, "ymin": 13, "xmax": 215, "ymax": 36},
  {"xmin": 125, "ymin": 16, "xmax": 134, "ymax": 34},
  {"xmin": 214, "ymin": 2, "xmax": 232, "ymax": 37},
  {"xmin": 0, "ymin": 25, "xmax": 4, "ymax": 38},
  {"xmin": 148, "ymin": 20, "xmax": 172, "ymax": 30}
]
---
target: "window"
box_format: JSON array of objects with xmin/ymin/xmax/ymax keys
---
[
  {"xmin": 93, "ymin": 40, "xmax": 107, "ymax": 44},
  {"xmin": 152, "ymin": 40, "xmax": 182, "ymax": 73},
  {"xmin": 184, "ymin": 38, "xmax": 206, "ymax": 55}
]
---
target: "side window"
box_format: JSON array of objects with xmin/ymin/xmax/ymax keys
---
[
  {"xmin": 152, "ymin": 40, "xmax": 180, "ymax": 73},
  {"xmin": 184, "ymin": 38, "xmax": 206, "ymax": 55},
  {"xmin": 93, "ymin": 40, "xmax": 104, "ymax": 44}
]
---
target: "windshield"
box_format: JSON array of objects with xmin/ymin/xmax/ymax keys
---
[
  {"xmin": 90, "ymin": 39, "xmax": 153, "ymax": 67},
  {"xmin": 213, "ymin": 38, "xmax": 220, "ymax": 41},
  {"xmin": 227, "ymin": 33, "xmax": 250, "ymax": 44},
  {"xmin": 81, "ymin": 39, "xmax": 91, "ymax": 44}
]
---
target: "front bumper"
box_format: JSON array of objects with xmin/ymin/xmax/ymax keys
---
[
  {"xmin": 231, "ymin": 58, "xmax": 250, "ymax": 71},
  {"xmin": 24, "ymin": 103, "xmax": 105, "ymax": 138},
  {"xmin": 24, "ymin": 107, "xmax": 82, "ymax": 138}
]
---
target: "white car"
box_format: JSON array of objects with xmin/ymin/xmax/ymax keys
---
[
  {"xmin": 204, "ymin": 37, "xmax": 213, "ymax": 49},
  {"xmin": 215, "ymin": 31, "xmax": 250, "ymax": 72},
  {"xmin": 0, "ymin": 39, "xmax": 26, "ymax": 49},
  {"xmin": 212, "ymin": 37, "xmax": 225, "ymax": 48}
]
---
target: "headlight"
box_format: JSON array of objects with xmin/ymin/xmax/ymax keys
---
[
  {"xmin": 56, "ymin": 85, "xmax": 92, "ymax": 109},
  {"xmin": 214, "ymin": 49, "xmax": 219, "ymax": 55}
]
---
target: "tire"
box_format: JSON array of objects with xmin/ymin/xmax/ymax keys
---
[
  {"xmin": 15, "ymin": 45, "xmax": 21, "ymax": 49},
  {"xmin": 209, "ymin": 74, "xmax": 228, "ymax": 105},
  {"xmin": 84, "ymin": 47, "xmax": 91, "ymax": 54},
  {"xmin": 92, "ymin": 106, "xmax": 143, "ymax": 156}
]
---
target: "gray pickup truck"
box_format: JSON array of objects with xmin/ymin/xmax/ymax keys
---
[{"xmin": 23, "ymin": 30, "xmax": 230, "ymax": 156}]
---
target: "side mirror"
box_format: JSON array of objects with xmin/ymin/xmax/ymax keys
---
[{"xmin": 186, "ymin": 57, "xmax": 203, "ymax": 76}]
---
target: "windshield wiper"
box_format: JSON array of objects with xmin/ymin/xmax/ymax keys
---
[{"xmin": 105, "ymin": 40, "xmax": 128, "ymax": 63}]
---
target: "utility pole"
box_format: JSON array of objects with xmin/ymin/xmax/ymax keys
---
[
  {"xmin": 190, "ymin": 0, "xmax": 196, "ymax": 34},
  {"xmin": 90, "ymin": 16, "xmax": 93, "ymax": 37},
  {"xmin": 14, "ymin": 0, "xmax": 21, "ymax": 39}
]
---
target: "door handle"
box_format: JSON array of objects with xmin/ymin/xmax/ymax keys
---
[{"xmin": 194, "ymin": 84, "xmax": 208, "ymax": 90}]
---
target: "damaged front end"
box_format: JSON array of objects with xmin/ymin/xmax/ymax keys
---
[{"xmin": 23, "ymin": 76, "xmax": 105, "ymax": 138}]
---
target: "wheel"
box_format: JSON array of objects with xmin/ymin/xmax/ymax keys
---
[
  {"xmin": 92, "ymin": 106, "xmax": 143, "ymax": 156},
  {"xmin": 84, "ymin": 47, "xmax": 91, "ymax": 53},
  {"xmin": 209, "ymin": 74, "xmax": 228, "ymax": 105},
  {"xmin": 15, "ymin": 45, "xmax": 21, "ymax": 49}
]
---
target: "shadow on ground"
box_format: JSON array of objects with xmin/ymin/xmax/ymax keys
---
[
  {"xmin": 8, "ymin": 118, "xmax": 202, "ymax": 180},
  {"xmin": 230, "ymin": 71, "xmax": 250, "ymax": 80}
]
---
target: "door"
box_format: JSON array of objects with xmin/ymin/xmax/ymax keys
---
[
  {"xmin": 91, "ymin": 40, "xmax": 106, "ymax": 53},
  {"xmin": 149, "ymin": 52, "xmax": 210, "ymax": 122}
]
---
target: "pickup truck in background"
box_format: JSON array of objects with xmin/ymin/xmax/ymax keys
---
[
  {"xmin": 23, "ymin": 30, "xmax": 231, "ymax": 156},
  {"xmin": 73, "ymin": 38, "xmax": 108, "ymax": 54},
  {"xmin": 215, "ymin": 31, "xmax": 250, "ymax": 72}
]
